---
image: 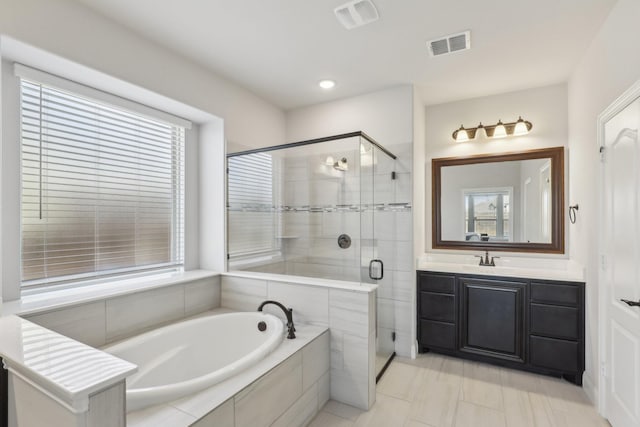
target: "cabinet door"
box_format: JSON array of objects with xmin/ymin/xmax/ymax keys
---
[{"xmin": 460, "ymin": 277, "xmax": 527, "ymax": 362}]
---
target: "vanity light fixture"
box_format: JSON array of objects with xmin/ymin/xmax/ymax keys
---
[{"xmin": 452, "ymin": 117, "xmax": 532, "ymax": 142}]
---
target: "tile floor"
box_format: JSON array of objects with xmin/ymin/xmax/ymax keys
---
[{"xmin": 308, "ymin": 353, "xmax": 610, "ymax": 427}]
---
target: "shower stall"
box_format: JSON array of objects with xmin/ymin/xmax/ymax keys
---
[{"xmin": 226, "ymin": 131, "xmax": 405, "ymax": 377}]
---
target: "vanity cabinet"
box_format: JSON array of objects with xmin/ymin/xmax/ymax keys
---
[{"xmin": 417, "ymin": 271, "xmax": 585, "ymax": 385}]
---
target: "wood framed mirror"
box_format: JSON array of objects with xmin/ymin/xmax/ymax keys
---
[{"xmin": 432, "ymin": 147, "xmax": 564, "ymax": 253}]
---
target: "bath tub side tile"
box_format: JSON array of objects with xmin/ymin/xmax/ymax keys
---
[
  {"xmin": 185, "ymin": 276, "xmax": 221, "ymax": 316},
  {"xmin": 234, "ymin": 353, "xmax": 303, "ymax": 427},
  {"xmin": 328, "ymin": 289, "xmax": 369, "ymax": 338},
  {"xmin": 127, "ymin": 404, "xmax": 197, "ymax": 427},
  {"xmin": 221, "ymin": 276, "xmax": 267, "ymax": 311},
  {"xmin": 24, "ymin": 301, "xmax": 107, "ymax": 348},
  {"xmin": 303, "ymin": 331, "xmax": 330, "ymax": 391},
  {"xmin": 191, "ymin": 398, "xmax": 234, "ymax": 427},
  {"xmin": 318, "ymin": 371, "xmax": 331, "ymax": 409},
  {"xmin": 267, "ymin": 281, "xmax": 329, "ymax": 327},
  {"xmin": 86, "ymin": 381, "xmax": 126, "ymax": 427},
  {"xmin": 105, "ymin": 285, "xmax": 185, "ymax": 342},
  {"xmin": 271, "ymin": 383, "xmax": 318, "ymax": 427}
]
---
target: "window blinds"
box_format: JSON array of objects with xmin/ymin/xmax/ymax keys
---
[
  {"xmin": 20, "ymin": 79, "xmax": 185, "ymax": 286},
  {"xmin": 227, "ymin": 153, "xmax": 277, "ymax": 257}
]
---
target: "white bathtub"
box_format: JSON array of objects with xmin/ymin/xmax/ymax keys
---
[{"xmin": 104, "ymin": 312, "xmax": 284, "ymax": 411}]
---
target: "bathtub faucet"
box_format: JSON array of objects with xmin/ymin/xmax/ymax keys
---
[{"xmin": 257, "ymin": 300, "xmax": 296, "ymax": 339}]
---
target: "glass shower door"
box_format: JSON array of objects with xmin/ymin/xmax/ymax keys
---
[{"xmin": 360, "ymin": 138, "xmax": 396, "ymax": 378}]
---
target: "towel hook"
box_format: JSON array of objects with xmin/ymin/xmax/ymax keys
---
[{"xmin": 569, "ymin": 204, "xmax": 579, "ymax": 224}]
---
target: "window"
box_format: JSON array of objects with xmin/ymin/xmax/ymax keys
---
[
  {"xmin": 227, "ymin": 152, "xmax": 277, "ymax": 259},
  {"xmin": 20, "ymin": 77, "xmax": 185, "ymax": 288},
  {"xmin": 463, "ymin": 188, "xmax": 512, "ymax": 241}
]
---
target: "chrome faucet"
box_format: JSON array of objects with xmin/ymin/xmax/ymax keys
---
[
  {"xmin": 257, "ymin": 300, "xmax": 296, "ymax": 339},
  {"xmin": 475, "ymin": 251, "xmax": 499, "ymax": 267}
]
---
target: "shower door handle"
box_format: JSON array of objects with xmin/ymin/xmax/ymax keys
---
[{"xmin": 369, "ymin": 259, "xmax": 384, "ymax": 280}]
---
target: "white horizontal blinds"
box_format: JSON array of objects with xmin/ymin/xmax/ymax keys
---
[
  {"xmin": 227, "ymin": 153, "xmax": 277, "ymax": 256},
  {"xmin": 20, "ymin": 79, "xmax": 185, "ymax": 286}
]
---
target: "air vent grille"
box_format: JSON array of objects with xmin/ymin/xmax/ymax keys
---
[
  {"xmin": 428, "ymin": 31, "xmax": 471, "ymax": 56},
  {"xmin": 334, "ymin": 0, "xmax": 379, "ymax": 30}
]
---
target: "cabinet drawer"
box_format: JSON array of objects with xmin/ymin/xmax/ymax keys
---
[
  {"xmin": 420, "ymin": 292, "xmax": 455, "ymax": 322},
  {"xmin": 531, "ymin": 282, "xmax": 579, "ymax": 306},
  {"xmin": 530, "ymin": 304, "xmax": 578, "ymax": 340},
  {"xmin": 420, "ymin": 319, "xmax": 456, "ymax": 350},
  {"xmin": 418, "ymin": 273, "xmax": 455, "ymax": 294},
  {"xmin": 530, "ymin": 335, "xmax": 579, "ymax": 372}
]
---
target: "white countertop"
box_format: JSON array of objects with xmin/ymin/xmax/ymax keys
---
[
  {"xmin": 417, "ymin": 254, "xmax": 585, "ymax": 282},
  {"xmin": 0, "ymin": 315, "xmax": 137, "ymax": 413}
]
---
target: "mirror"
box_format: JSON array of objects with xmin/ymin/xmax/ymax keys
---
[{"xmin": 432, "ymin": 147, "xmax": 564, "ymax": 253}]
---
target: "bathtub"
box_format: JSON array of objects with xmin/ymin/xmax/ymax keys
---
[{"xmin": 103, "ymin": 312, "xmax": 284, "ymax": 411}]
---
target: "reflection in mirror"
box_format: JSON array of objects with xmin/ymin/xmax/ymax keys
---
[
  {"xmin": 441, "ymin": 159, "xmax": 552, "ymax": 243},
  {"xmin": 432, "ymin": 147, "xmax": 564, "ymax": 253}
]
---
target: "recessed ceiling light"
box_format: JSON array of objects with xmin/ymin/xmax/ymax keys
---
[{"xmin": 319, "ymin": 80, "xmax": 336, "ymax": 89}]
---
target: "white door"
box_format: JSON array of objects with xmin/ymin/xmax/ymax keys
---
[{"xmin": 602, "ymin": 93, "xmax": 640, "ymax": 427}]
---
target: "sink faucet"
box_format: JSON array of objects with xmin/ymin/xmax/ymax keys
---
[
  {"xmin": 257, "ymin": 300, "xmax": 296, "ymax": 339},
  {"xmin": 475, "ymin": 251, "xmax": 499, "ymax": 267}
]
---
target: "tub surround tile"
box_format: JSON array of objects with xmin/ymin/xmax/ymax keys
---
[
  {"xmin": 221, "ymin": 276, "xmax": 268, "ymax": 311},
  {"xmin": 235, "ymin": 353, "xmax": 303, "ymax": 427},
  {"xmin": 24, "ymin": 301, "xmax": 107, "ymax": 348},
  {"xmin": 329, "ymin": 290, "xmax": 370, "ymax": 338},
  {"xmin": 128, "ymin": 404, "xmax": 197, "ymax": 427},
  {"xmin": 184, "ymin": 276, "xmax": 221, "ymax": 317},
  {"xmin": 192, "ymin": 398, "xmax": 234, "ymax": 427},
  {"xmin": 267, "ymin": 282, "xmax": 329, "ymax": 327},
  {"xmin": 6, "ymin": 270, "xmax": 220, "ymax": 318},
  {"xmin": 106, "ymin": 285, "xmax": 185, "ymax": 342},
  {"xmin": 271, "ymin": 383, "xmax": 318, "ymax": 427},
  {"xmin": 318, "ymin": 371, "xmax": 331, "ymax": 410},
  {"xmin": 303, "ymin": 331, "xmax": 330, "ymax": 391},
  {"xmin": 86, "ymin": 381, "xmax": 126, "ymax": 427}
]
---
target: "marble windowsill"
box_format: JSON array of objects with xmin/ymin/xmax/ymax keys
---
[
  {"xmin": 0, "ymin": 315, "xmax": 137, "ymax": 413},
  {"xmin": 1, "ymin": 269, "xmax": 220, "ymax": 317}
]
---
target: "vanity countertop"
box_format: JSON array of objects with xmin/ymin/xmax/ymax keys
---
[
  {"xmin": 0, "ymin": 315, "xmax": 137, "ymax": 413},
  {"xmin": 417, "ymin": 255, "xmax": 585, "ymax": 283}
]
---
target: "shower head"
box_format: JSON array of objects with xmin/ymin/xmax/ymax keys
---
[{"xmin": 333, "ymin": 157, "xmax": 348, "ymax": 171}]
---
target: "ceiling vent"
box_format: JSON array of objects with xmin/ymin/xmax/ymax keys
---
[
  {"xmin": 334, "ymin": 0, "xmax": 379, "ymax": 30},
  {"xmin": 428, "ymin": 31, "xmax": 471, "ymax": 57}
]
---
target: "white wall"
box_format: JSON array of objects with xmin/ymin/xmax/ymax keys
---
[
  {"xmin": 0, "ymin": 0, "xmax": 285, "ymax": 149},
  {"xmin": 567, "ymin": 0, "xmax": 640, "ymax": 405},
  {"xmin": 423, "ymin": 83, "xmax": 569, "ymax": 253},
  {"xmin": 286, "ymin": 85, "xmax": 413, "ymax": 146},
  {"xmin": 0, "ymin": 0, "xmax": 286, "ymax": 303}
]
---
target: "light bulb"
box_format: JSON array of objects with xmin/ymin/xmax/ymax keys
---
[
  {"xmin": 513, "ymin": 116, "xmax": 529, "ymax": 136},
  {"xmin": 493, "ymin": 120, "xmax": 507, "ymax": 138},
  {"xmin": 455, "ymin": 125, "xmax": 469, "ymax": 142}
]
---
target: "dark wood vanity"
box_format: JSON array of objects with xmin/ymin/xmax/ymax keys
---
[{"xmin": 417, "ymin": 270, "xmax": 585, "ymax": 385}]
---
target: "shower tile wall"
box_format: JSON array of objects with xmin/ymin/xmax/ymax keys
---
[
  {"xmin": 278, "ymin": 148, "xmax": 363, "ymax": 282},
  {"xmin": 280, "ymin": 142, "xmax": 414, "ymax": 358}
]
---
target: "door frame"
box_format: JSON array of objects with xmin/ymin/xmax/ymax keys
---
[{"xmin": 597, "ymin": 77, "xmax": 640, "ymax": 417}]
